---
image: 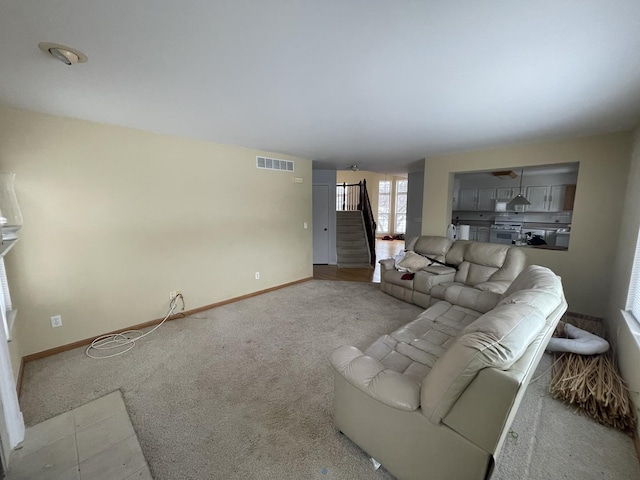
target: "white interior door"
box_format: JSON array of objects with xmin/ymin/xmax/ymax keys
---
[{"xmin": 312, "ymin": 185, "xmax": 330, "ymax": 264}]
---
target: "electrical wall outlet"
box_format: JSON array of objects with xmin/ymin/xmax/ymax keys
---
[
  {"xmin": 303, "ymin": 222, "xmax": 308, "ymax": 229},
  {"xmin": 50, "ymin": 315, "xmax": 62, "ymax": 328},
  {"xmin": 255, "ymin": 272, "xmax": 260, "ymax": 280},
  {"xmin": 169, "ymin": 289, "xmax": 182, "ymax": 301}
]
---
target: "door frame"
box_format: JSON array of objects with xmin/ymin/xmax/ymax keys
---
[{"xmin": 312, "ymin": 182, "xmax": 337, "ymax": 265}]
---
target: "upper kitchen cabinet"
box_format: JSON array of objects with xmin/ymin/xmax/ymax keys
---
[
  {"xmin": 496, "ymin": 187, "xmax": 519, "ymax": 200},
  {"xmin": 524, "ymin": 184, "xmax": 573, "ymax": 212},
  {"xmin": 452, "ymin": 163, "xmax": 579, "ymax": 214},
  {"xmin": 458, "ymin": 188, "xmax": 496, "ymax": 211},
  {"xmin": 549, "ymin": 185, "xmax": 566, "ymax": 211},
  {"xmin": 525, "ymin": 185, "xmax": 549, "ymax": 211},
  {"xmin": 459, "ymin": 188, "xmax": 477, "ymax": 210},
  {"xmin": 477, "ymin": 188, "xmax": 495, "ymax": 210}
]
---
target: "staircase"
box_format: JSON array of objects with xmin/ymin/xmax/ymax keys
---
[{"xmin": 336, "ymin": 211, "xmax": 372, "ymax": 268}]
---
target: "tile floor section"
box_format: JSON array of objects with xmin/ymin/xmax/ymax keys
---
[{"xmin": 6, "ymin": 391, "xmax": 152, "ymax": 480}]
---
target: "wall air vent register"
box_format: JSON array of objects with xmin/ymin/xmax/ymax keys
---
[{"xmin": 256, "ymin": 156, "xmax": 294, "ymax": 172}]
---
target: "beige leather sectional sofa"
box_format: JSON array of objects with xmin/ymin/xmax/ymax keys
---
[
  {"xmin": 330, "ymin": 238, "xmax": 567, "ymax": 480},
  {"xmin": 380, "ymin": 236, "xmax": 527, "ymax": 310}
]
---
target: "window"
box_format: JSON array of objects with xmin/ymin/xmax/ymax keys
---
[
  {"xmin": 378, "ymin": 181, "xmax": 391, "ymax": 233},
  {"xmin": 626, "ymin": 228, "xmax": 640, "ymax": 321},
  {"xmin": 395, "ymin": 179, "xmax": 408, "ymax": 233}
]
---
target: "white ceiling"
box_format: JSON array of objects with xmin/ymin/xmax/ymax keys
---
[{"xmin": 2, "ymin": 1, "xmax": 640, "ymax": 174}]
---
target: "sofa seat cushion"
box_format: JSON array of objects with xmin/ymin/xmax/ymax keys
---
[
  {"xmin": 420, "ymin": 303, "xmax": 547, "ymax": 423},
  {"xmin": 430, "ymin": 282, "xmax": 459, "ymax": 300},
  {"xmin": 383, "ymin": 269, "xmax": 414, "ymax": 288},
  {"xmin": 364, "ymin": 301, "xmax": 482, "ymax": 383},
  {"xmin": 431, "ymin": 282, "xmax": 501, "ymax": 313}
]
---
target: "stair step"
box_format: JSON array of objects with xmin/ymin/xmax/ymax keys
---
[
  {"xmin": 336, "ymin": 209, "xmax": 370, "ymax": 265},
  {"xmin": 337, "ymin": 240, "xmax": 367, "ymax": 248},
  {"xmin": 337, "ymin": 233, "xmax": 366, "ymax": 240},
  {"xmin": 337, "ymin": 215, "xmax": 362, "ymax": 223},
  {"xmin": 337, "ymin": 242, "xmax": 366, "ymax": 248},
  {"xmin": 336, "ymin": 222, "xmax": 364, "ymax": 230},
  {"xmin": 337, "ymin": 225, "xmax": 364, "ymax": 232},
  {"xmin": 338, "ymin": 243, "xmax": 369, "ymax": 251},
  {"xmin": 338, "ymin": 257, "xmax": 371, "ymax": 266},
  {"xmin": 338, "ymin": 263, "xmax": 373, "ymax": 269},
  {"xmin": 338, "ymin": 250, "xmax": 369, "ymax": 262},
  {"xmin": 337, "ymin": 232, "xmax": 365, "ymax": 239},
  {"xmin": 338, "ymin": 248, "xmax": 369, "ymax": 255}
]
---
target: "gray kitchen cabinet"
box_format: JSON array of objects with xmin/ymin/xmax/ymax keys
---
[
  {"xmin": 525, "ymin": 185, "xmax": 568, "ymax": 212},
  {"xmin": 496, "ymin": 187, "xmax": 519, "ymax": 200},
  {"xmin": 477, "ymin": 226, "xmax": 490, "ymax": 242},
  {"xmin": 452, "ymin": 178, "xmax": 461, "ymax": 211},
  {"xmin": 457, "ymin": 188, "xmax": 495, "ymax": 211},
  {"xmin": 476, "ymin": 188, "xmax": 495, "ymax": 211},
  {"xmin": 459, "ymin": 188, "xmax": 477, "ymax": 210},
  {"xmin": 548, "ymin": 185, "xmax": 566, "ymax": 212},
  {"xmin": 525, "ymin": 186, "xmax": 549, "ymax": 212}
]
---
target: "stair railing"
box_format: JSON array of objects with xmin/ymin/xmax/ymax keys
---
[
  {"xmin": 359, "ymin": 180, "xmax": 377, "ymax": 265},
  {"xmin": 336, "ymin": 180, "xmax": 377, "ymax": 265},
  {"xmin": 336, "ymin": 182, "xmax": 360, "ymax": 211}
]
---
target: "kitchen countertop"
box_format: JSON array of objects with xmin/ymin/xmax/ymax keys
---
[{"xmin": 518, "ymin": 244, "xmax": 568, "ymax": 251}]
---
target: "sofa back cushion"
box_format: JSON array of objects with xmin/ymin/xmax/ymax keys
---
[
  {"xmin": 452, "ymin": 243, "xmax": 525, "ymax": 287},
  {"xmin": 420, "ymin": 302, "xmax": 546, "ymax": 424},
  {"xmin": 498, "ymin": 265, "xmax": 563, "ymax": 317},
  {"xmin": 396, "ymin": 251, "xmax": 431, "ymax": 273},
  {"xmin": 412, "ymin": 236, "xmax": 453, "ymax": 264},
  {"xmin": 444, "ymin": 240, "xmax": 470, "ymax": 265}
]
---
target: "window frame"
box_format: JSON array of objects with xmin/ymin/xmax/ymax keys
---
[
  {"xmin": 378, "ymin": 180, "xmax": 391, "ymax": 234},
  {"xmin": 394, "ymin": 179, "xmax": 408, "ymax": 234},
  {"xmin": 625, "ymin": 227, "xmax": 640, "ymax": 323}
]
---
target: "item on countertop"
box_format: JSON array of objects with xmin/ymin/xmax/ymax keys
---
[{"xmin": 446, "ymin": 224, "xmax": 457, "ymax": 241}]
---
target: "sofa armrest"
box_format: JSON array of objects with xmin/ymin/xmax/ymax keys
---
[
  {"xmin": 330, "ymin": 345, "xmax": 420, "ymax": 411},
  {"xmin": 379, "ymin": 258, "xmax": 396, "ymax": 271},
  {"xmin": 475, "ymin": 280, "xmax": 511, "ymax": 294},
  {"xmin": 423, "ymin": 265, "xmax": 456, "ymax": 275},
  {"xmin": 421, "ymin": 271, "xmax": 456, "ymax": 292}
]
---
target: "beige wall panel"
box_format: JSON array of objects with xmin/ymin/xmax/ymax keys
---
[
  {"xmin": 0, "ymin": 107, "xmax": 312, "ymax": 356},
  {"xmin": 421, "ymin": 132, "xmax": 632, "ymax": 316},
  {"xmin": 607, "ymin": 126, "xmax": 640, "ymax": 425}
]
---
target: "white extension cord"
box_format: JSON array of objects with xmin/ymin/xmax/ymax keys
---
[{"xmin": 85, "ymin": 294, "xmax": 185, "ymax": 359}]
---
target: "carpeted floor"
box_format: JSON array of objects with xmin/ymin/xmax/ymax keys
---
[{"xmin": 18, "ymin": 280, "xmax": 640, "ymax": 479}]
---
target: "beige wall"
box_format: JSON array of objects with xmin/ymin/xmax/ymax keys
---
[
  {"xmin": 337, "ymin": 170, "xmax": 406, "ymax": 235},
  {"xmin": 607, "ymin": 125, "xmax": 640, "ymax": 427},
  {"xmin": 0, "ymin": 107, "xmax": 313, "ymax": 357},
  {"xmin": 422, "ymin": 132, "xmax": 632, "ymax": 317}
]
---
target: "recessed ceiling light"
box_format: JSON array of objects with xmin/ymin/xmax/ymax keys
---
[{"xmin": 38, "ymin": 42, "xmax": 88, "ymax": 65}]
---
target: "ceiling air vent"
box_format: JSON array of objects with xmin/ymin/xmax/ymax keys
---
[{"xmin": 256, "ymin": 156, "xmax": 294, "ymax": 172}]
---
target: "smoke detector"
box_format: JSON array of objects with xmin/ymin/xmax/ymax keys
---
[{"xmin": 38, "ymin": 42, "xmax": 88, "ymax": 65}]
